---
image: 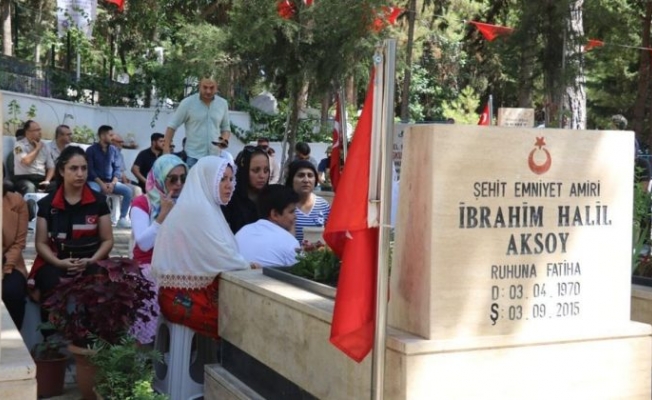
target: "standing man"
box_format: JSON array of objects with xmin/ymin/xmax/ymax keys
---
[
  {"xmin": 112, "ymin": 133, "xmax": 143, "ymax": 198},
  {"xmin": 47, "ymin": 124, "xmax": 73, "ymax": 166},
  {"xmin": 12, "ymin": 120, "xmax": 55, "ymax": 195},
  {"xmin": 163, "ymin": 76, "xmax": 231, "ymax": 167},
  {"xmin": 85, "ymin": 125, "xmax": 133, "ymax": 228},
  {"xmin": 132, "ymin": 132, "xmax": 164, "ymax": 192}
]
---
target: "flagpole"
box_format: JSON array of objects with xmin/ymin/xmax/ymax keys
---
[
  {"xmin": 339, "ymin": 87, "xmax": 348, "ymax": 160},
  {"xmin": 489, "ymin": 94, "xmax": 493, "ymax": 125},
  {"xmin": 371, "ymin": 38, "xmax": 397, "ymax": 400}
]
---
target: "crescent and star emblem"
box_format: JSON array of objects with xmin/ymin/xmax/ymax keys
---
[{"xmin": 528, "ymin": 136, "xmax": 552, "ymax": 175}]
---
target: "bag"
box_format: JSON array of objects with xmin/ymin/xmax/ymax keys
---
[{"xmin": 55, "ymin": 237, "xmax": 100, "ymax": 260}]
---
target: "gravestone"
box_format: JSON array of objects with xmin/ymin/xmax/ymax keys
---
[{"xmin": 388, "ymin": 124, "xmax": 651, "ymax": 399}]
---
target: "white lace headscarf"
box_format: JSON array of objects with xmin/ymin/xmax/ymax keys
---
[{"xmin": 152, "ymin": 156, "xmax": 247, "ymax": 289}]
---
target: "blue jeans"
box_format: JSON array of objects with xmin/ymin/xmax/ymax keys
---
[{"xmin": 88, "ymin": 181, "xmax": 132, "ymax": 219}]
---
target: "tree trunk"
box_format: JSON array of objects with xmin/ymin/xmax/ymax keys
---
[
  {"xmin": 320, "ymin": 91, "xmax": 331, "ymax": 128},
  {"xmin": 1, "ymin": 0, "xmax": 12, "ymax": 56},
  {"xmin": 633, "ymin": 1, "xmax": 652, "ymax": 136},
  {"xmin": 399, "ymin": 0, "xmax": 417, "ymax": 122},
  {"xmin": 345, "ymin": 75, "xmax": 356, "ymax": 109},
  {"xmin": 33, "ymin": 0, "xmax": 44, "ymax": 64},
  {"xmin": 542, "ymin": 0, "xmax": 565, "ymax": 127},
  {"xmin": 517, "ymin": 3, "xmax": 538, "ymax": 108},
  {"xmin": 562, "ymin": 0, "xmax": 586, "ymax": 130}
]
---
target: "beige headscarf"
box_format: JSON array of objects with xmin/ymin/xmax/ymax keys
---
[{"xmin": 152, "ymin": 156, "xmax": 248, "ymax": 289}]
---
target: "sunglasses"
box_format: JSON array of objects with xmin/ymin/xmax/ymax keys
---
[
  {"xmin": 237, "ymin": 145, "xmax": 268, "ymax": 167},
  {"xmin": 166, "ymin": 174, "xmax": 186, "ymax": 185}
]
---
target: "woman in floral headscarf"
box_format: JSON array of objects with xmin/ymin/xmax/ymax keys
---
[
  {"xmin": 130, "ymin": 154, "xmax": 187, "ymax": 343},
  {"xmin": 152, "ymin": 156, "xmax": 258, "ymax": 339}
]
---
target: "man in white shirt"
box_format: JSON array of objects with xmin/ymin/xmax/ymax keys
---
[
  {"xmin": 47, "ymin": 124, "xmax": 72, "ymax": 166},
  {"xmin": 235, "ymin": 184, "xmax": 300, "ymax": 267},
  {"xmin": 13, "ymin": 120, "xmax": 55, "ymax": 194}
]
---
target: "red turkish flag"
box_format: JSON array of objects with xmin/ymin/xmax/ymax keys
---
[
  {"xmin": 585, "ymin": 39, "xmax": 604, "ymax": 51},
  {"xmin": 469, "ymin": 21, "xmax": 513, "ymax": 41},
  {"xmin": 324, "ymin": 71, "xmax": 379, "ymax": 362},
  {"xmin": 106, "ymin": 0, "xmax": 124, "ymax": 12},
  {"xmin": 277, "ymin": 0, "xmax": 296, "ymax": 19},
  {"xmin": 372, "ymin": 6, "xmax": 404, "ymax": 32},
  {"xmin": 477, "ymin": 103, "xmax": 490, "ymax": 125},
  {"xmin": 330, "ymin": 95, "xmax": 342, "ymax": 191}
]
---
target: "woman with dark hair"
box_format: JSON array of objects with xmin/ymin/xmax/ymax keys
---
[
  {"xmin": 2, "ymin": 175, "xmax": 29, "ymax": 329},
  {"xmin": 29, "ymin": 146, "xmax": 114, "ymax": 304},
  {"xmin": 221, "ymin": 145, "xmax": 270, "ymax": 233},
  {"xmin": 285, "ymin": 160, "xmax": 331, "ymax": 242}
]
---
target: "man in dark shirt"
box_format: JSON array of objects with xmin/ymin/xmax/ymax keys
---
[
  {"xmin": 86, "ymin": 125, "xmax": 133, "ymax": 228},
  {"xmin": 131, "ymin": 132, "xmax": 164, "ymax": 192},
  {"xmin": 174, "ymin": 137, "xmax": 188, "ymax": 163}
]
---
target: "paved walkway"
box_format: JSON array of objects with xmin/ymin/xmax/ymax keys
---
[{"xmin": 23, "ymin": 227, "xmax": 133, "ymax": 400}]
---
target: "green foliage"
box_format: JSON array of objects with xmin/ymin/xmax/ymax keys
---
[
  {"xmin": 441, "ymin": 86, "xmax": 482, "ymax": 124},
  {"xmin": 231, "ymin": 101, "xmax": 333, "ymax": 143},
  {"xmin": 633, "ymin": 172, "xmax": 652, "ymax": 273},
  {"xmin": 32, "ymin": 323, "xmax": 67, "ymax": 360},
  {"xmin": 72, "ymin": 125, "xmax": 96, "ymax": 144},
  {"xmin": 291, "ymin": 241, "xmax": 340, "ymax": 285},
  {"xmin": 3, "ymin": 100, "xmax": 37, "ymax": 135},
  {"xmin": 92, "ymin": 335, "xmax": 167, "ymax": 400}
]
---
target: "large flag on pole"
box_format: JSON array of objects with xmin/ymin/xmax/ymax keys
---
[
  {"xmin": 330, "ymin": 94, "xmax": 343, "ymax": 191},
  {"xmin": 324, "ymin": 71, "xmax": 379, "ymax": 362}
]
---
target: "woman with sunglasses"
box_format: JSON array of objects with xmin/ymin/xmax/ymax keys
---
[
  {"xmin": 130, "ymin": 154, "xmax": 187, "ymax": 343},
  {"xmin": 222, "ymin": 145, "xmax": 270, "ymax": 233}
]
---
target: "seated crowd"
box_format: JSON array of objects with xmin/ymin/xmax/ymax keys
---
[{"xmin": 3, "ymin": 124, "xmax": 331, "ymax": 352}]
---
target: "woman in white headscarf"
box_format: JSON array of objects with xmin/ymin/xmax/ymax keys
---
[{"xmin": 152, "ymin": 156, "xmax": 258, "ymax": 338}]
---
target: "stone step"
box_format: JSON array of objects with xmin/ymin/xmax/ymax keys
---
[{"xmin": 204, "ymin": 364, "xmax": 264, "ymax": 400}]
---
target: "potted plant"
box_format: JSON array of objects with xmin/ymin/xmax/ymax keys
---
[
  {"xmin": 291, "ymin": 240, "xmax": 340, "ymax": 285},
  {"xmin": 31, "ymin": 323, "xmax": 69, "ymax": 398},
  {"xmin": 92, "ymin": 336, "xmax": 168, "ymax": 400},
  {"xmin": 43, "ymin": 257, "xmax": 157, "ymax": 400},
  {"xmin": 264, "ymin": 240, "xmax": 341, "ymax": 299}
]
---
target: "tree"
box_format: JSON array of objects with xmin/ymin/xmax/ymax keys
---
[
  {"xmin": 226, "ymin": 0, "xmax": 384, "ymax": 163},
  {"xmin": 1, "ymin": 0, "xmax": 12, "ymax": 56},
  {"xmin": 563, "ymin": 0, "xmax": 586, "ymax": 129}
]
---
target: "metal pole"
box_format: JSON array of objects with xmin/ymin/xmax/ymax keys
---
[
  {"xmin": 339, "ymin": 87, "xmax": 348, "ymax": 161},
  {"xmin": 371, "ymin": 38, "xmax": 397, "ymax": 400},
  {"xmin": 76, "ymin": 52, "xmax": 81, "ymax": 82},
  {"xmin": 489, "ymin": 94, "xmax": 493, "ymax": 126}
]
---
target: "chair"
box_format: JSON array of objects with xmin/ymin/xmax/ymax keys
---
[
  {"xmin": 153, "ymin": 316, "xmax": 218, "ymax": 400},
  {"xmin": 23, "ymin": 192, "xmax": 48, "ymax": 231},
  {"xmin": 106, "ymin": 194, "xmax": 122, "ymax": 225}
]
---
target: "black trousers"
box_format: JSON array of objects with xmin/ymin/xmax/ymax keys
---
[
  {"xmin": 35, "ymin": 263, "xmax": 100, "ymax": 326},
  {"xmin": 2, "ymin": 269, "xmax": 26, "ymax": 330},
  {"xmin": 13, "ymin": 174, "xmax": 56, "ymax": 195}
]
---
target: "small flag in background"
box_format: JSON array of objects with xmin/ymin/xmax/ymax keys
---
[
  {"xmin": 324, "ymin": 71, "xmax": 379, "ymax": 363},
  {"xmin": 330, "ymin": 95, "xmax": 343, "ymax": 191},
  {"xmin": 478, "ymin": 102, "xmax": 490, "ymax": 125},
  {"xmin": 469, "ymin": 21, "xmax": 514, "ymax": 41},
  {"xmin": 106, "ymin": 0, "xmax": 125, "ymax": 12}
]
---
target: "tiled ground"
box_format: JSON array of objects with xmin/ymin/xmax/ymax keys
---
[{"xmin": 24, "ymin": 226, "xmax": 133, "ymax": 400}]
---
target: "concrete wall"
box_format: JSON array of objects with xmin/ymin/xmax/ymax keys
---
[{"xmin": 1, "ymin": 91, "xmax": 331, "ymax": 180}]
